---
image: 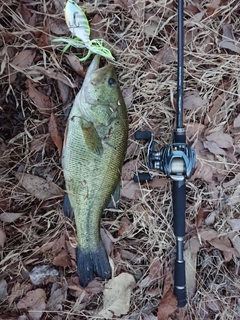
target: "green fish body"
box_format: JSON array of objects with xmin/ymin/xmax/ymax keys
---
[{"xmin": 62, "ymin": 55, "xmax": 128, "ymax": 287}]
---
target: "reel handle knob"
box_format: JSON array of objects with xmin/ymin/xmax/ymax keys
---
[
  {"xmin": 133, "ymin": 173, "xmax": 152, "ymax": 183},
  {"xmin": 135, "ymin": 131, "xmax": 152, "ymax": 140}
]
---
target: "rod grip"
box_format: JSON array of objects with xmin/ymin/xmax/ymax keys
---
[
  {"xmin": 172, "ymin": 180, "xmax": 186, "ymax": 237},
  {"xmin": 174, "ymin": 260, "xmax": 187, "ymax": 307}
]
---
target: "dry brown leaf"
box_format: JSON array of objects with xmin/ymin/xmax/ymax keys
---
[
  {"xmin": 185, "ymin": 237, "xmax": 200, "ymax": 299},
  {"xmin": 46, "ymin": 283, "xmax": 67, "ymax": 311},
  {"xmin": 148, "ymin": 178, "xmax": 168, "ymax": 189},
  {"xmin": 118, "ymin": 216, "xmax": 133, "ymax": 236},
  {"xmin": 66, "ymin": 54, "xmax": 85, "ymax": 77},
  {"xmin": 219, "ymin": 24, "xmax": 240, "ymax": 54},
  {"xmin": 0, "ymin": 212, "xmax": 23, "ymax": 223},
  {"xmin": 0, "ymin": 227, "xmax": 6, "ymax": 249},
  {"xmin": 139, "ymin": 259, "xmax": 162, "ymax": 288},
  {"xmin": 122, "ymin": 86, "xmax": 134, "ymax": 109},
  {"xmin": 85, "ymin": 280, "xmax": 104, "ymax": 294},
  {"xmin": 17, "ymin": 288, "xmax": 46, "ymax": 320},
  {"xmin": 157, "ymin": 288, "xmax": 178, "ymax": 320},
  {"xmin": 10, "ymin": 50, "xmax": 36, "ymax": 69},
  {"xmin": 227, "ymin": 185, "xmax": 240, "ymax": 206},
  {"xmin": 57, "ymin": 80, "xmax": 70, "ymax": 105},
  {"xmin": 223, "ymin": 173, "xmax": 240, "ymax": 188},
  {"xmin": 199, "ymin": 229, "xmax": 233, "ymax": 261},
  {"xmin": 34, "ymin": 66, "xmax": 76, "ymax": 87},
  {"xmin": 53, "ymin": 248, "xmax": 72, "ymax": 267},
  {"xmin": 49, "ymin": 17, "xmax": 69, "ymax": 35},
  {"xmin": 26, "ymin": 79, "xmax": 53, "ymax": 116},
  {"xmin": 121, "ymin": 180, "xmax": 141, "ymax": 199},
  {"xmin": 90, "ymin": 14, "xmax": 106, "ymax": 40},
  {"xmin": 100, "ymin": 228, "xmax": 113, "ymax": 255},
  {"xmin": 205, "ymin": 132, "xmax": 233, "ymax": 149},
  {"xmin": 203, "ymin": 141, "xmax": 226, "ymax": 156},
  {"xmin": 98, "ymin": 273, "xmax": 136, "ymax": 318},
  {"xmin": 0, "ymin": 279, "xmax": 8, "ymax": 302},
  {"xmin": 228, "ymin": 218, "xmax": 240, "ymax": 231},
  {"xmin": 183, "ymin": 91, "xmax": 207, "ymax": 110},
  {"xmin": 233, "ymin": 114, "xmax": 240, "ymax": 128},
  {"xmin": 192, "ymin": 160, "xmax": 213, "ymax": 183},
  {"xmin": 10, "ymin": 50, "xmax": 36, "ymax": 82},
  {"xmin": 15, "ymin": 172, "xmax": 63, "ymax": 200},
  {"xmin": 48, "ymin": 113, "xmax": 63, "ymax": 156},
  {"xmin": 122, "ymin": 160, "xmax": 138, "ymax": 181},
  {"xmin": 186, "ymin": 122, "xmax": 205, "ymax": 140}
]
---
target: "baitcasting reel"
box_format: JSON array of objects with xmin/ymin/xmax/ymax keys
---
[{"xmin": 133, "ymin": 130, "xmax": 196, "ymax": 183}]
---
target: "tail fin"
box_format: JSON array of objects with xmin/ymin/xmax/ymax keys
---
[{"xmin": 76, "ymin": 241, "xmax": 111, "ymax": 288}]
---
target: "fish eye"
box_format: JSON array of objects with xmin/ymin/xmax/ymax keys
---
[{"xmin": 108, "ymin": 78, "xmax": 116, "ymax": 86}]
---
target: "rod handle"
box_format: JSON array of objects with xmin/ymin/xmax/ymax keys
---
[
  {"xmin": 174, "ymin": 260, "xmax": 187, "ymax": 307},
  {"xmin": 172, "ymin": 180, "xmax": 186, "ymax": 237}
]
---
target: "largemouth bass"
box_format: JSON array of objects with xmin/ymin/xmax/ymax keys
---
[{"xmin": 62, "ymin": 55, "xmax": 128, "ymax": 287}]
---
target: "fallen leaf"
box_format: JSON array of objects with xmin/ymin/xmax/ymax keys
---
[
  {"xmin": 199, "ymin": 229, "xmax": 233, "ymax": 261},
  {"xmin": 227, "ymin": 218, "xmax": 240, "ymax": 231},
  {"xmin": 122, "ymin": 86, "xmax": 134, "ymax": 109},
  {"xmin": 157, "ymin": 288, "xmax": 177, "ymax": 320},
  {"xmin": 0, "ymin": 227, "xmax": 6, "ymax": 248},
  {"xmin": 192, "ymin": 160, "xmax": 213, "ymax": 183},
  {"xmin": 34, "ymin": 66, "xmax": 76, "ymax": 87},
  {"xmin": 15, "ymin": 172, "xmax": 63, "ymax": 200},
  {"xmin": 53, "ymin": 248, "xmax": 72, "ymax": 267},
  {"xmin": 17, "ymin": 288, "xmax": 46, "ymax": 320},
  {"xmin": 148, "ymin": 178, "xmax": 168, "ymax": 189},
  {"xmin": 228, "ymin": 232, "xmax": 240, "ymax": 257},
  {"xmin": 227, "ymin": 185, "xmax": 240, "ymax": 206},
  {"xmin": 48, "ymin": 113, "xmax": 63, "ymax": 156},
  {"xmin": 118, "ymin": 216, "xmax": 133, "ymax": 236},
  {"xmin": 0, "ymin": 212, "xmax": 23, "ymax": 223},
  {"xmin": 233, "ymin": 114, "xmax": 240, "ymax": 128},
  {"xmin": 203, "ymin": 141, "xmax": 226, "ymax": 155},
  {"xmin": 205, "ymin": 132, "xmax": 233, "ymax": 149},
  {"xmin": 0, "ymin": 280, "xmax": 8, "ymax": 302},
  {"xmin": 223, "ymin": 173, "xmax": 240, "ymax": 188},
  {"xmin": 139, "ymin": 259, "xmax": 162, "ymax": 288},
  {"xmin": 183, "ymin": 91, "xmax": 207, "ymax": 110},
  {"xmin": 219, "ymin": 24, "xmax": 240, "ymax": 54},
  {"xmin": 57, "ymin": 80, "xmax": 70, "ymax": 105},
  {"xmin": 29, "ymin": 265, "xmax": 59, "ymax": 285},
  {"xmin": 85, "ymin": 280, "xmax": 104, "ymax": 294},
  {"xmin": 26, "ymin": 79, "xmax": 53, "ymax": 116},
  {"xmin": 10, "ymin": 50, "xmax": 36, "ymax": 82},
  {"xmin": 98, "ymin": 273, "xmax": 136, "ymax": 318},
  {"xmin": 186, "ymin": 122, "xmax": 205, "ymax": 140},
  {"xmin": 66, "ymin": 54, "xmax": 85, "ymax": 77},
  {"xmin": 46, "ymin": 283, "xmax": 67, "ymax": 311},
  {"xmin": 121, "ymin": 180, "xmax": 141, "ymax": 199},
  {"xmin": 122, "ymin": 160, "xmax": 138, "ymax": 181},
  {"xmin": 185, "ymin": 237, "xmax": 200, "ymax": 299},
  {"xmin": 100, "ymin": 228, "xmax": 113, "ymax": 255},
  {"xmin": 90, "ymin": 14, "xmax": 106, "ymax": 40},
  {"xmin": 49, "ymin": 17, "xmax": 69, "ymax": 35}
]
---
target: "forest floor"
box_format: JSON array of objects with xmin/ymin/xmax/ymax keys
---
[{"xmin": 1, "ymin": 0, "xmax": 240, "ymax": 319}]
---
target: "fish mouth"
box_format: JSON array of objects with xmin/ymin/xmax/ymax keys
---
[{"xmin": 86, "ymin": 55, "xmax": 101, "ymax": 75}]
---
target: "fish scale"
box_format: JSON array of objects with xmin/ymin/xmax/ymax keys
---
[{"xmin": 62, "ymin": 55, "xmax": 128, "ymax": 287}]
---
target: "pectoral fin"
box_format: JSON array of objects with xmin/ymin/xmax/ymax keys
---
[
  {"xmin": 107, "ymin": 181, "xmax": 120, "ymax": 209},
  {"xmin": 63, "ymin": 194, "xmax": 74, "ymax": 219},
  {"xmin": 81, "ymin": 121, "xmax": 103, "ymax": 155}
]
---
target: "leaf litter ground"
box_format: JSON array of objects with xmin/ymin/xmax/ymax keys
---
[{"xmin": 1, "ymin": 0, "xmax": 240, "ymax": 319}]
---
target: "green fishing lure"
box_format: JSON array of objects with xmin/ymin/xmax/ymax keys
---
[{"xmin": 53, "ymin": 0, "xmax": 114, "ymax": 61}]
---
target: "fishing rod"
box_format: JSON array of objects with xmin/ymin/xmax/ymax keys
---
[{"xmin": 133, "ymin": 0, "xmax": 196, "ymax": 307}]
